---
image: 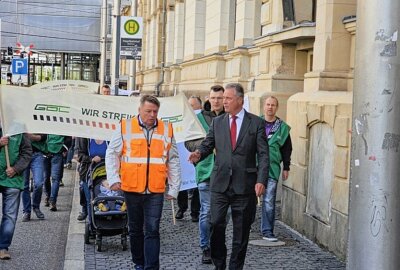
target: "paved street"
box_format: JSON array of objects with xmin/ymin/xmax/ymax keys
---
[
  {"xmin": 0, "ymin": 166, "xmax": 346, "ymax": 270},
  {"xmin": 84, "ymin": 199, "xmax": 346, "ymax": 269},
  {"xmin": 84, "ymin": 205, "xmax": 346, "ymax": 270},
  {"xmin": 0, "ymin": 168, "xmax": 75, "ymax": 270}
]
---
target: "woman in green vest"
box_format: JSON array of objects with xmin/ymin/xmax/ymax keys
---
[{"xmin": 0, "ymin": 131, "xmax": 32, "ymax": 260}]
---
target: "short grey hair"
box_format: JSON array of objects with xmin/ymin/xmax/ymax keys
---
[
  {"xmin": 140, "ymin": 94, "xmax": 160, "ymax": 108},
  {"xmin": 225, "ymin": 83, "xmax": 244, "ymax": 98}
]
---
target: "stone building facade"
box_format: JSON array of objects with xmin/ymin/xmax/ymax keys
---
[{"xmin": 121, "ymin": 0, "xmax": 358, "ymax": 259}]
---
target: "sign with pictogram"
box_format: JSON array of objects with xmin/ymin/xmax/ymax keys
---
[
  {"xmin": 12, "ymin": 58, "xmax": 28, "ymax": 75},
  {"xmin": 120, "ymin": 16, "xmax": 143, "ymax": 60},
  {"xmin": 11, "ymin": 58, "xmax": 28, "ymax": 84}
]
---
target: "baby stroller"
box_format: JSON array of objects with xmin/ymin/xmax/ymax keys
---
[{"xmin": 84, "ymin": 161, "xmax": 128, "ymax": 252}]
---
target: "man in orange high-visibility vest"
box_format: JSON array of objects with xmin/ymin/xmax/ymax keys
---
[{"xmin": 106, "ymin": 95, "xmax": 181, "ymax": 270}]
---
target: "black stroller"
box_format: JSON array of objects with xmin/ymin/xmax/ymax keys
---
[{"xmin": 84, "ymin": 161, "xmax": 128, "ymax": 252}]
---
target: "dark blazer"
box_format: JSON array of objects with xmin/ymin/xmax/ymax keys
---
[{"xmin": 197, "ymin": 110, "xmax": 269, "ymax": 195}]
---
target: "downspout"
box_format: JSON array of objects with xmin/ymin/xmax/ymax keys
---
[{"xmin": 155, "ymin": 0, "xmax": 167, "ymax": 97}]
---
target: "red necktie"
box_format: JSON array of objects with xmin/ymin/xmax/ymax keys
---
[{"xmin": 230, "ymin": 115, "xmax": 237, "ymax": 149}]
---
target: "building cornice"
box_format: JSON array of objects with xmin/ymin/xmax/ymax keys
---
[{"xmin": 255, "ymin": 23, "xmax": 316, "ymax": 47}]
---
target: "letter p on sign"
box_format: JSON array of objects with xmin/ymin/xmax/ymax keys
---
[{"xmin": 12, "ymin": 58, "xmax": 28, "ymax": 75}]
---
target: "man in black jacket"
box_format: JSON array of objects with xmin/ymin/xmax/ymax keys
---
[
  {"xmin": 185, "ymin": 85, "xmax": 225, "ymax": 264},
  {"xmin": 189, "ymin": 83, "xmax": 269, "ymax": 270}
]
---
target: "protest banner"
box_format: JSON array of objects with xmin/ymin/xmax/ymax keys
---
[
  {"xmin": 177, "ymin": 142, "xmax": 197, "ymax": 191},
  {"xmin": 0, "ymin": 86, "xmax": 205, "ymax": 143}
]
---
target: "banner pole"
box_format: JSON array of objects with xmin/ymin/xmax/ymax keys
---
[
  {"xmin": 171, "ymin": 200, "xmax": 176, "ymax": 225},
  {"xmin": 4, "ymin": 145, "xmax": 10, "ymax": 168},
  {"xmin": 0, "ymin": 86, "xmax": 10, "ymax": 168}
]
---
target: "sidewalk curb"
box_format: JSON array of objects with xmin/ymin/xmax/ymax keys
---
[{"xmin": 64, "ymin": 168, "xmax": 85, "ymax": 270}]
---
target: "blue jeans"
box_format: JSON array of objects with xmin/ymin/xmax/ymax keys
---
[
  {"xmin": 22, "ymin": 152, "xmax": 46, "ymax": 212},
  {"xmin": 43, "ymin": 153, "xmax": 64, "ymax": 203},
  {"xmin": 198, "ymin": 181, "xmax": 211, "ymax": 250},
  {"xmin": 80, "ymin": 180, "xmax": 91, "ymax": 223},
  {"xmin": 0, "ymin": 186, "xmax": 21, "ymax": 250},
  {"xmin": 261, "ymin": 178, "xmax": 278, "ymax": 236},
  {"xmin": 64, "ymin": 142, "xmax": 74, "ymax": 164},
  {"xmin": 124, "ymin": 192, "xmax": 164, "ymax": 270}
]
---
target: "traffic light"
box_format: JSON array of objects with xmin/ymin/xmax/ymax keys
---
[{"xmin": 7, "ymin": 47, "xmax": 13, "ymax": 55}]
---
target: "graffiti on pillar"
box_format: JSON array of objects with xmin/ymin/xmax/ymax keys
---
[
  {"xmin": 370, "ymin": 195, "xmax": 389, "ymax": 237},
  {"xmin": 382, "ymin": 132, "xmax": 400, "ymax": 152},
  {"xmin": 375, "ymin": 29, "xmax": 398, "ymax": 57},
  {"xmin": 354, "ymin": 114, "xmax": 369, "ymax": 155}
]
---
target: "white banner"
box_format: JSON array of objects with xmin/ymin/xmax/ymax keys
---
[
  {"xmin": 0, "ymin": 86, "xmax": 206, "ymax": 143},
  {"xmin": 177, "ymin": 142, "xmax": 197, "ymax": 191},
  {"xmin": 30, "ymin": 80, "xmax": 99, "ymax": 93}
]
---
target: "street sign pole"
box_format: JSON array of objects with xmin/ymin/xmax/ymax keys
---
[
  {"xmin": 128, "ymin": 0, "xmax": 137, "ymax": 92},
  {"xmin": 111, "ymin": 0, "xmax": 121, "ymax": 96},
  {"xmin": 348, "ymin": 1, "xmax": 400, "ymax": 269},
  {"xmin": 100, "ymin": 0, "xmax": 108, "ymax": 89}
]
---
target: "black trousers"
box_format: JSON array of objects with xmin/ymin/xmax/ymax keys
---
[
  {"xmin": 177, "ymin": 188, "xmax": 200, "ymax": 217},
  {"xmin": 209, "ymin": 189, "xmax": 257, "ymax": 270}
]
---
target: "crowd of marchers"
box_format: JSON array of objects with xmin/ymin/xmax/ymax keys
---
[{"xmin": 0, "ymin": 83, "xmax": 292, "ymax": 270}]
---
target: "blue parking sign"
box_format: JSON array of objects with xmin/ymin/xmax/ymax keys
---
[{"xmin": 12, "ymin": 59, "xmax": 28, "ymax": 75}]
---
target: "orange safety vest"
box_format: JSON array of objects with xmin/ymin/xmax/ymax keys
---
[{"xmin": 120, "ymin": 117, "xmax": 173, "ymax": 193}]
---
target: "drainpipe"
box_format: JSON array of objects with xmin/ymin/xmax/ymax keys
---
[
  {"xmin": 155, "ymin": 0, "xmax": 167, "ymax": 97},
  {"xmin": 251, "ymin": 78, "xmax": 256, "ymax": 92}
]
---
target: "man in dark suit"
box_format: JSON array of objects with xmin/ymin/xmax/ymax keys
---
[{"xmin": 189, "ymin": 83, "xmax": 269, "ymax": 270}]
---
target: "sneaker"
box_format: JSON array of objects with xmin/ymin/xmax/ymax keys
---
[
  {"xmin": 0, "ymin": 249, "xmax": 10, "ymax": 260},
  {"xmin": 50, "ymin": 202, "xmax": 57, "ymax": 212},
  {"xmin": 77, "ymin": 212, "xmax": 87, "ymax": 221},
  {"xmin": 66, "ymin": 163, "xmax": 72, "ymax": 169},
  {"xmin": 262, "ymin": 233, "xmax": 278, "ymax": 242},
  {"xmin": 59, "ymin": 181, "xmax": 64, "ymax": 187},
  {"xmin": 32, "ymin": 207, "xmax": 45, "ymax": 219},
  {"xmin": 44, "ymin": 197, "xmax": 50, "ymax": 207},
  {"xmin": 22, "ymin": 212, "xmax": 31, "ymax": 222},
  {"xmin": 134, "ymin": 265, "xmax": 144, "ymax": 270},
  {"xmin": 201, "ymin": 248, "xmax": 212, "ymax": 264},
  {"xmin": 175, "ymin": 209, "xmax": 185, "ymax": 220}
]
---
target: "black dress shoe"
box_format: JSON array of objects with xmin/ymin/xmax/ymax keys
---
[
  {"xmin": 201, "ymin": 248, "xmax": 212, "ymax": 264},
  {"xmin": 175, "ymin": 209, "xmax": 185, "ymax": 220},
  {"xmin": 191, "ymin": 215, "xmax": 199, "ymax": 222}
]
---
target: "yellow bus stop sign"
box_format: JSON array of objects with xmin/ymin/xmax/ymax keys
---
[{"xmin": 124, "ymin": 19, "xmax": 140, "ymax": 35}]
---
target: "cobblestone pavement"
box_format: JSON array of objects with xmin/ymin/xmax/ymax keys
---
[{"xmin": 85, "ymin": 201, "xmax": 346, "ymax": 270}]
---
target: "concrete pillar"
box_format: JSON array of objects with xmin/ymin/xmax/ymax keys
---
[
  {"xmin": 173, "ymin": 1, "xmax": 185, "ymax": 63},
  {"xmin": 348, "ymin": 1, "xmax": 400, "ymax": 269},
  {"xmin": 204, "ymin": 0, "xmax": 235, "ymax": 54},
  {"xmin": 183, "ymin": 0, "xmax": 206, "ymax": 60},
  {"xmin": 234, "ymin": 0, "xmax": 261, "ymax": 47},
  {"xmin": 304, "ymin": 0, "xmax": 357, "ymax": 92},
  {"xmin": 165, "ymin": 6, "xmax": 175, "ymax": 66}
]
